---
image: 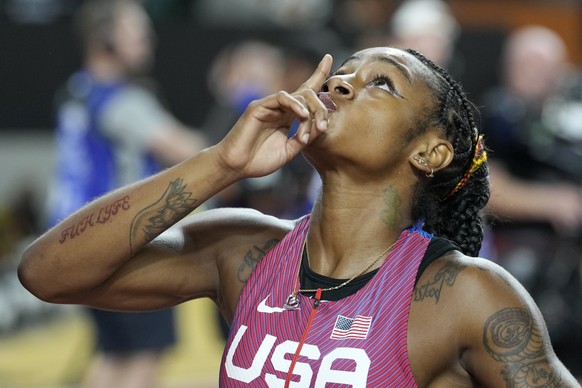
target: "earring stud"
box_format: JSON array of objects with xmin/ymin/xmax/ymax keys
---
[
  {"xmin": 414, "ymin": 155, "xmax": 434, "ymax": 178},
  {"xmin": 413, "ymin": 155, "xmax": 425, "ymax": 164}
]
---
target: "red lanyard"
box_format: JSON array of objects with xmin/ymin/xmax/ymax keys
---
[{"xmin": 284, "ymin": 288, "xmax": 322, "ymax": 387}]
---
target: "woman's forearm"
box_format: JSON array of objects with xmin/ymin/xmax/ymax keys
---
[{"xmin": 18, "ymin": 146, "xmax": 238, "ymax": 302}]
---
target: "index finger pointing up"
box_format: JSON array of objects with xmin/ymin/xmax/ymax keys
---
[{"xmin": 302, "ymin": 54, "xmax": 333, "ymax": 92}]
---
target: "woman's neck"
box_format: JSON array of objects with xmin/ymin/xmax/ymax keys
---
[{"xmin": 306, "ymin": 179, "xmax": 413, "ymax": 278}]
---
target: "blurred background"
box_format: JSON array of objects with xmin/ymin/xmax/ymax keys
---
[{"xmin": 0, "ymin": 0, "xmax": 581, "ymax": 387}]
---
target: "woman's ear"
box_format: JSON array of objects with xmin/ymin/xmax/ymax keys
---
[
  {"xmin": 427, "ymin": 139, "xmax": 454, "ymax": 171},
  {"xmin": 409, "ymin": 134, "xmax": 454, "ymax": 176}
]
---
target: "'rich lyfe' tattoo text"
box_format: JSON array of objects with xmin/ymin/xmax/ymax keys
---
[
  {"xmin": 59, "ymin": 196, "xmax": 130, "ymax": 243},
  {"xmin": 413, "ymin": 261, "xmax": 466, "ymax": 304}
]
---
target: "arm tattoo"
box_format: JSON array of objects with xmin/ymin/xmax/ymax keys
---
[
  {"xmin": 129, "ymin": 178, "xmax": 197, "ymax": 255},
  {"xmin": 483, "ymin": 307, "xmax": 563, "ymax": 387},
  {"xmin": 237, "ymin": 239, "xmax": 279, "ymax": 284},
  {"xmin": 59, "ymin": 196, "xmax": 130, "ymax": 243},
  {"xmin": 413, "ymin": 261, "xmax": 466, "ymax": 303},
  {"xmin": 381, "ymin": 187, "xmax": 402, "ymax": 227}
]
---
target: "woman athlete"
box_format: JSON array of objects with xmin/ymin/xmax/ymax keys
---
[{"xmin": 19, "ymin": 47, "xmax": 578, "ymax": 386}]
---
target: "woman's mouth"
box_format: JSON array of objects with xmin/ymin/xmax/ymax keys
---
[{"xmin": 318, "ymin": 92, "xmax": 337, "ymax": 112}]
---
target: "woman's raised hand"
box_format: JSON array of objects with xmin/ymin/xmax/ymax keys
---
[{"xmin": 213, "ymin": 54, "xmax": 333, "ymax": 179}]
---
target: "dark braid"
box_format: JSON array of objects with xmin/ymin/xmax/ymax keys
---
[{"xmin": 406, "ymin": 49, "xmax": 490, "ymax": 256}]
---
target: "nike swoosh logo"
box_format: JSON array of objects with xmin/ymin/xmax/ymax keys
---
[{"xmin": 257, "ymin": 294, "xmax": 286, "ymax": 314}]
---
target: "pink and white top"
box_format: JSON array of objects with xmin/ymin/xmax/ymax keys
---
[{"xmin": 220, "ymin": 215, "xmax": 432, "ymax": 387}]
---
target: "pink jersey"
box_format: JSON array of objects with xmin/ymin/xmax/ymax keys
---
[{"xmin": 220, "ymin": 216, "xmax": 432, "ymax": 387}]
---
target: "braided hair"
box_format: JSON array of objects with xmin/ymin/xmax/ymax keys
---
[{"xmin": 406, "ymin": 49, "xmax": 490, "ymax": 256}]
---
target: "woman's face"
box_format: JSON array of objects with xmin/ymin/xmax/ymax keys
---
[{"xmin": 305, "ymin": 47, "xmax": 434, "ymax": 176}]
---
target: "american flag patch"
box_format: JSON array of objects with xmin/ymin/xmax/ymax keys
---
[{"xmin": 330, "ymin": 315, "xmax": 372, "ymax": 340}]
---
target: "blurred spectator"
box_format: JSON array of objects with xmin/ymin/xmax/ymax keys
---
[
  {"xmin": 193, "ymin": 0, "xmax": 333, "ymax": 29},
  {"xmin": 3, "ymin": 0, "xmax": 77, "ymax": 24},
  {"xmin": 330, "ymin": 0, "xmax": 395, "ymax": 49},
  {"xmin": 201, "ymin": 39, "xmax": 322, "ymax": 219},
  {"xmin": 0, "ymin": 185, "xmax": 39, "ymax": 261},
  {"xmin": 202, "ymin": 40, "xmax": 286, "ymax": 145},
  {"xmin": 335, "ymin": 0, "xmax": 464, "ymax": 91},
  {"xmin": 200, "ymin": 40, "xmax": 285, "ymax": 216},
  {"xmin": 481, "ymin": 25, "xmax": 582, "ymax": 377},
  {"xmin": 386, "ymin": 0, "xmax": 460, "ymax": 69},
  {"xmin": 45, "ymin": 1, "xmax": 207, "ymax": 387},
  {"xmin": 0, "ymin": 184, "xmax": 51, "ymax": 335}
]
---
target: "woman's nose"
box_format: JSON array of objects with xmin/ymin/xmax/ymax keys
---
[{"xmin": 322, "ymin": 75, "xmax": 355, "ymax": 99}]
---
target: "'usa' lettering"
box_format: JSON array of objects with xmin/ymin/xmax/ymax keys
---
[{"xmin": 225, "ymin": 325, "xmax": 370, "ymax": 387}]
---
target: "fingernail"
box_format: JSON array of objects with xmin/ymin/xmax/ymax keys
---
[
  {"xmin": 319, "ymin": 119, "xmax": 328, "ymax": 130},
  {"xmin": 302, "ymin": 133, "xmax": 310, "ymax": 143}
]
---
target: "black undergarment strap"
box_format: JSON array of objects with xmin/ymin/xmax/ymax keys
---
[
  {"xmin": 300, "ymin": 251, "xmax": 376, "ymax": 301},
  {"xmin": 414, "ymin": 237, "xmax": 461, "ymax": 286},
  {"xmin": 300, "ymin": 236, "xmax": 461, "ymax": 301}
]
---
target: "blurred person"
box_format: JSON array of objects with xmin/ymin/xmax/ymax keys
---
[
  {"xmin": 201, "ymin": 40, "xmax": 287, "ymax": 217},
  {"xmin": 387, "ymin": 0, "xmax": 460, "ymax": 70},
  {"xmin": 202, "ymin": 40, "xmax": 322, "ymax": 219},
  {"xmin": 20, "ymin": 45, "xmax": 579, "ymax": 386},
  {"xmin": 202, "ymin": 40, "xmax": 286, "ymax": 146},
  {"xmin": 0, "ymin": 185, "xmax": 40, "ymax": 262},
  {"xmin": 193, "ymin": 0, "xmax": 333, "ymax": 29},
  {"xmin": 45, "ymin": 0, "xmax": 207, "ymax": 387},
  {"xmin": 482, "ymin": 25, "xmax": 582, "ymax": 378},
  {"xmin": 330, "ymin": 0, "xmax": 395, "ymax": 49}
]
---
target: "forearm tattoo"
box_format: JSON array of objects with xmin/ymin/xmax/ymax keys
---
[
  {"xmin": 381, "ymin": 187, "xmax": 402, "ymax": 227},
  {"xmin": 413, "ymin": 261, "xmax": 466, "ymax": 304},
  {"xmin": 483, "ymin": 307, "xmax": 563, "ymax": 387},
  {"xmin": 59, "ymin": 196, "xmax": 130, "ymax": 243},
  {"xmin": 129, "ymin": 178, "xmax": 197, "ymax": 255},
  {"xmin": 237, "ymin": 239, "xmax": 279, "ymax": 284}
]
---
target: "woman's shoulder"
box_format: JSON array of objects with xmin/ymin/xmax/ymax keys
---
[
  {"xmin": 409, "ymin": 251, "xmax": 543, "ymax": 384},
  {"xmin": 176, "ymin": 206, "xmax": 301, "ymax": 265},
  {"xmin": 411, "ymin": 249, "xmax": 539, "ymax": 339},
  {"xmin": 415, "ymin": 250, "xmax": 530, "ymax": 305},
  {"xmin": 412, "ymin": 250, "xmax": 541, "ymax": 350}
]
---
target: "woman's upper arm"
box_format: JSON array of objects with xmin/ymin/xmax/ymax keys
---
[
  {"xmin": 459, "ymin": 258, "xmax": 578, "ymax": 386},
  {"xmin": 181, "ymin": 208, "xmax": 294, "ymax": 322},
  {"xmin": 79, "ymin": 207, "xmax": 293, "ymax": 315}
]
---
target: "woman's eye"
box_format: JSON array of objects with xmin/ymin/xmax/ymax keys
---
[{"xmin": 372, "ymin": 76, "xmax": 394, "ymax": 92}]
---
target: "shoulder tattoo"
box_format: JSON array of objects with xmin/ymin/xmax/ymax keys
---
[
  {"xmin": 413, "ymin": 260, "xmax": 466, "ymax": 304},
  {"xmin": 483, "ymin": 307, "xmax": 563, "ymax": 387},
  {"xmin": 237, "ymin": 238, "xmax": 280, "ymax": 284},
  {"xmin": 129, "ymin": 178, "xmax": 197, "ymax": 255}
]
